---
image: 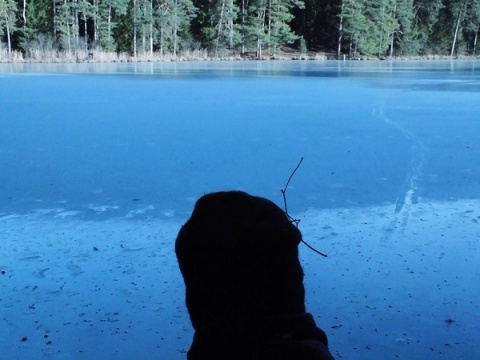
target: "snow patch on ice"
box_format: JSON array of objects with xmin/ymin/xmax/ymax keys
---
[
  {"xmin": 87, "ymin": 204, "xmax": 120, "ymax": 213},
  {"xmin": 160, "ymin": 209, "xmax": 176, "ymax": 217},
  {"xmin": 54, "ymin": 210, "xmax": 81, "ymax": 218},
  {"xmin": 125, "ymin": 205, "xmax": 155, "ymax": 218}
]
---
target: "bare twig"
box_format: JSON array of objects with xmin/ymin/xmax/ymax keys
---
[
  {"xmin": 301, "ymin": 238, "xmax": 328, "ymax": 257},
  {"xmin": 281, "ymin": 157, "xmax": 328, "ymax": 258},
  {"xmin": 281, "ymin": 157, "xmax": 303, "ymax": 227}
]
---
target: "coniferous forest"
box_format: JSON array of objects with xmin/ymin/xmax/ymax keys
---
[{"xmin": 1, "ymin": 0, "xmax": 480, "ymax": 61}]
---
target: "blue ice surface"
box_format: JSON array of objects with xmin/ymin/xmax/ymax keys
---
[
  {"xmin": 1, "ymin": 60, "xmax": 479, "ymax": 220},
  {"xmin": 1, "ymin": 60, "xmax": 480, "ymax": 359}
]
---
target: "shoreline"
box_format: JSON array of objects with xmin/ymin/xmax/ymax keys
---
[{"xmin": 1, "ymin": 49, "xmax": 479, "ymax": 64}]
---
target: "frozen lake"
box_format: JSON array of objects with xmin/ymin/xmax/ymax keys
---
[{"xmin": 1, "ymin": 60, "xmax": 479, "ymax": 359}]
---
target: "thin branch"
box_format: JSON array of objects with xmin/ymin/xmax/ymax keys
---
[
  {"xmin": 281, "ymin": 157, "xmax": 328, "ymax": 258},
  {"xmin": 301, "ymin": 238, "xmax": 328, "ymax": 257},
  {"xmin": 281, "ymin": 157, "xmax": 303, "ymax": 220}
]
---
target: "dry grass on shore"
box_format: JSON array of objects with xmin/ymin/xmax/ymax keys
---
[
  {"xmin": 1, "ymin": 47, "xmax": 478, "ymax": 63},
  {"xmin": 0, "ymin": 48, "xmax": 212, "ymax": 64}
]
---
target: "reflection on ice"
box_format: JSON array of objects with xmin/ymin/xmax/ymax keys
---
[{"xmin": 1, "ymin": 59, "xmax": 480, "ymax": 79}]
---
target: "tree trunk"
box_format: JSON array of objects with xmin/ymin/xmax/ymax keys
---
[
  {"xmin": 133, "ymin": 0, "xmax": 137, "ymax": 57},
  {"xmin": 215, "ymin": 0, "xmax": 226, "ymax": 56},
  {"xmin": 379, "ymin": 2, "xmax": 386, "ymax": 54},
  {"xmin": 228, "ymin": 0, "xmax": 234, "ymax": 48},
  {"xmin": 241, "ymin": 0, "xmax": 245, "ymax": 54},
  {"xmin": 142, "ymin": 2, "xmax": 147, "ymax": 53},
  {"xmin": 93, "ymin": 0, "xmax": 98, "ymax": 42},
  {"xmin": 73, "ymin": 0, "xmax": 79, "ymax": 43},
  {"xmin": 390, "ymin": 32, "xmax": 394, "ymax": 57},
  {"xmin": 451, "ymin": 16, "xmax": 461, "ymax": 56},
  {"xmin": 160, "ymin": 27, "xmax": 164, "ymax": 57},
  {"xmin": 6, "ymin": 18, "xmax": 12, "ymax": 57},
  {"xmin": 108, "ymin": 4, "xmax": 112, "ymax": 46},
  {"xmin": 84, "ymin": 13, "xmax": 88, "ymax": 51},
  {"xmin": 173, "ymin": 0, "xmax": 178, "ymax": 57},
  {"xmin": 53, "ymin": 0, "xmax": 57, "ymax": 39},
  {"xmin": 65, "ymin": 0, "xmax": 72, "ymax": 52},
  {"xmin": 258, "ymin": 6, "xmax": 266, "ymax": 57},
  {"xmin": 267, "ymin": 0, "xmax": 271, "ymax": 52},
  {"xmin": 150, "ymin": 0, "xmax": 153, "ymax": 56},
  {"xmin": 337, "ymin": 0, "xmax": 345, "ymax": 57},
  {"xmin": 23, "ymin": 0, "xmax": 27, "ymax": 32},
  {"xmin": 473, "ymin": 26, "xmax": 478, "ymax": 55},
  {"xmin": 390, "ymin": 4, "xmax": 397, "ymax": 57},
  {"xmin": 451, "ymin": 0, "xmax": 468, "ymax": 57}
]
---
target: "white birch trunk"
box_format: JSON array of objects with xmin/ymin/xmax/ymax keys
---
[
  {"xmin": 23, "ymin": 0, "xmax": 27, "ymax": 32},
  {"xmin": 451, "ymin": 0, "xmax": 468, "ymax": 57},
  {"xmin": 6, "ymin": 18, "xmax": 12, "ymax": 56},
  {"xmin": 473, "ymin": 26, "xmax": 478, "ymax": 55},
  {"xmin": 337, "ymin": 0, "xmax": 345, "ymax": 57}
]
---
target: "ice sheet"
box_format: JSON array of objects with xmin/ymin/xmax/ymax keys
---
[
  {"xmin": 1, "ymin": 60, "xmax": 479, "ymax": 359},
  {"xmin": 1, "ymin": 199, "xmax": 479, "ymax": 359}
]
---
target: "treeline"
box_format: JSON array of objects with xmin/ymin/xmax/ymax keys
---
[{"xmin": 1, "ymin": 0, "xmax": 479, "ymax": 60}]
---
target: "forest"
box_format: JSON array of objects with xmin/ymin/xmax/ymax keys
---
[{"xmin": 1, "ymin": 0, "xmax": 480, "ymax": 61}]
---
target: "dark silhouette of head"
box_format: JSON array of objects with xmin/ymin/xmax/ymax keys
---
[
  {"xmin": 176, "ymin": 191, "xmax": 305, "ymax": 330},
  {"xmin": 175, "ymin": 191, "xmax": 334, "ymax": 359}
]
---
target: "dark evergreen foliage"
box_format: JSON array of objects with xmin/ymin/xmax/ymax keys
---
[{"xmin": 1, "ymin": 0, "xmax": 479, "ymax": 57}]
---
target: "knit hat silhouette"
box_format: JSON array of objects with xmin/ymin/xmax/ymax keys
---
[{"xmin": 175, "ymin": 191, "xmax": 334, "ymax": 360}]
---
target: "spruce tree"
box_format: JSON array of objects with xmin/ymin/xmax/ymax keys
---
[
  {"xmin": 242, "ymin": 0, "xmax": 267, "ymax": 55},
  {"xmin": 342, "ymin": 0, "xmax": 371, "ymax": 55},
  {"xmin": 394, "ymin": 0, "xmax": 419, "ymax": 55},
  {"xmin": 266, "ymin": 0, "xmax": 304, "ymax": 54},
  {"xmin": 414, "ymin": 0, "xmax": 445, "ymax": 53}
]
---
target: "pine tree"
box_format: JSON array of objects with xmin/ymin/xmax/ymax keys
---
[
  {"xmin": 94, "ymin": 0, "xmax": 128, "ymax": 51},
  {"xmin": 414, "ymin": 0, "xmax": 445, "ymax": 53},
  {"xmin": 342, "ymin": 0, "xmax": 371, "ymax": 55},
  {"xmin": 2, "ymin": 0, "xmax": 480, "ymax": 58},
  {"xmin": 204, "ymin": 0, "xmax": 239, "ymax": 55},
  {"xmin": 242, "ymin": 0, "xmax": 267, "ymax": 55},
  {"xmin": 369, "ymin": 0, "xmax": 398, "ymax": 55},
  {"xmin": 464, "ymin": 0, "xmax": 480, "ymax": 54},
  {"xmin": 266, "ymin": 0, "xmax": 304, "ymax": 54},
  {"xmin": 54, "ymin": 0, "xmax": 74, "ymax": 51},
  {"xmin": 155, "ymin": 0, "xmax": 172, "ymax": 55},
  {"xmin": 0, "ymin": 0, "xmax": 18, "ymax": 55},
  {"xmin": 153, "ymin": 0, "xmax": 196, "ymax": 57},
  {"xmin": 131, "ymin": 0, "xmax": 152, "ymax": 54},
  {"xmin": 341, "ymin": 0, "xmax": 400, "ymax": 56},
  {"xmin": 17, "ymin": 0, "xmax": 53, "ymax": 51},
  {"xmin": 394, "ymin": 0, "xmax": 419, "ymax": 55}
]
